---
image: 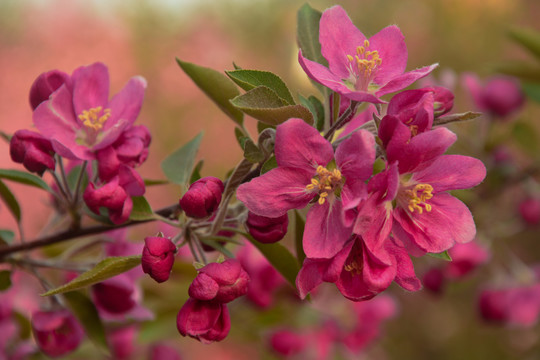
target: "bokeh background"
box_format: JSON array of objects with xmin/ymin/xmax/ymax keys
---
[{"xmin": 1, "ymin": 0, "xmax": 539, "ymax": 359}]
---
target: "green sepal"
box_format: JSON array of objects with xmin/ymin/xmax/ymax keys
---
[{"xmin": 427, "ymin": 250, "xmax": 452, "ymax": 261}]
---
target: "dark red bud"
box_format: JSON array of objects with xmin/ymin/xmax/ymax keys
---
[{"xmin": 246, "ymin": 212, "xmax": 289, "ymax": 244}]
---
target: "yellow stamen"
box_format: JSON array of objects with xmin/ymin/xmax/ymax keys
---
[
  {"xmin": 78, "ymin": 106, "xmax": 111, "ymax": 131},
  {"xmin": 305, "ymin": 165, "xmax": 344, "ymax": 204},
  {"xmin": 344, "ymin": 260, "xmax": 362, "ymax": 275},
  {"xmin": 406, "ymin": 183, "xmax": 434, "ymax": 214}
]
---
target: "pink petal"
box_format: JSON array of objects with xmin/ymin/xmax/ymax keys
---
[
  {"xmin": 376, "ymin": 64, "xmax": 438, "ymax": 97},
  {"xmin": 236, "ymin": 167, "xmax": 314, "ymax": 218},
  {"xmin": 369, "ymin": 25, "xmax": 407, "ymax": 86},
  {"xmin": 106, "ymin": 76, "xmax": 147, "ymax": 130},
  {"xmin": 386, "ymin": 239, "xmax": 421, "ymax": 291},
  {"xmin": 275, "ymin": 118, "xmax": 333, "ymax": 172},
  {"xmin": 71, "ymin": 62, "xmax": 110, "ymax": 115},
  {"xmin": 319, "ymin": 5, "xmax": 367, "ymax": 79}
]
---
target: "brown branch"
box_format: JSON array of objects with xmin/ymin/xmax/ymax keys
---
[{"xmin": 0, "ymin": 204, "xmax": 180, "ymax": 260}]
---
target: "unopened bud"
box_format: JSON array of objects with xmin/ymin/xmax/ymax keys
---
[
  {"xmin": 142, "ymin": 236, "xmax": 176, "ymax": 283},
  {"xmin": 10, "ymin": 130, "xmax": 55, "ymax": 176},
  {"xmin": 180, "ymin": 177, "xmax": 224, "ymax": 219},
  {"xmin": 31, "ymin": 309, "xmax": 84, "ymax": 357},
  {"xmin": 188, "ymin": 259, "xmax": 249, "ymax": 303},
  {"xmin": 246, "ymin": 212, "xmax": 289, "ymax": 244}
]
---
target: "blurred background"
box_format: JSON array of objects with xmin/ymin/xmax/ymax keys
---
[{"xmin": 0, "ymin": 0, "xmax": 539, "ymax": 359}]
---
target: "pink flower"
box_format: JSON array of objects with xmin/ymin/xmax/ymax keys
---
[
  {"xmin": 149, "ymin": 344, "xmax": 182, "ymax": 360},
  {"xmin": 246, "ymin": 212, "xmax": 289, "ymax": 244},
  {"xmin": 479, "ymin": 284, "xmax": 540, "ymax": 327},
  {"xmin": 463, "ymin": 73, "xmax": 525, "ymax": 118},
  {"xmin": 31, "ymin": 309, "xmax": 84, "ymax": 357},
  {"xmin": 188, "ymin": 259, "xmax": 250, "ymax": 303},
  {"xmin": 176, "ymin": 298, "xmax": 230, "ymax": 344},
  {"xmin": 518, "ymin": 197, "xmax": 540, "ymax": 226},
  {"xmin": 298, "ymin": 5, "xmax": 437, "ymax": 104},
  {"xmin": 142, "ymin": 236, "xmax": 177, "ymax": 283},
  {"xmin": 92, "ymin": 274, "xmax": 137, "ymax": 314},
  {"xmin": 445, "ymin": 241, "xmax": 490, "ymax": 279},
  {"xmin": 83, "ymin": 176, "xmax": 133, "ymax": 224},
  {"xmin": 10, "ymin": 130, "xmax": 55, "ymax": 176},
  {"xmin": 237, "ymin": 118, "xmax": 374, "ymax": 259},
  {"xmin": 29, "ymin": 69, "xmax": 71, "ymax": 110},
  {"xmin": 109, "ymin": 325, "xmax": 137, "ymax": 360},
  {"xmin": 180, "ymin": 176, "xmax": 224, "ymax": 219},
  {"xmin": 33, "ymin": 62, "xmax": 146, "ymax": 160},
  {"xmin": 269, "ymin": 330, "xmax": 307, "ymax": 357}
]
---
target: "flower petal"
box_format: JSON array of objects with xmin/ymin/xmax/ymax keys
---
[
  {"xmin": 71, "ymin": 62, "xmax": 110, "ymax": 115},
  {"xmin": 369, "ymin": 25, "xmax": 407, "ymax": 86},
  {"xmin": 106, "ymin": 76, "xmax": 147, "ymax": 130},
  {"xmin": 376, "ymin": 64, "xmax": 438, "ymax": 97}
]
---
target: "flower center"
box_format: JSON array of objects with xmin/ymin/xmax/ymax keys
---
[
  {"xmin": 305, "ymin": 165, "xmax": 343, "ymax": 205},
  {"xmin": 78, "ymin": 106, "xmax": 111, "ymax": 131},
  {"xmin": 345, "ymin": 40, "xmax": 383, "ymax": 91},
  {"xmin": 405, "ymin": 183, "xmax": 434, "ymax": 214},
  {"xmin": 344, "ymin": 240, "xmax": 363, "ymax": 275}
]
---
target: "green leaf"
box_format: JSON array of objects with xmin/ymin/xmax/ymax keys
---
[
  {"xmin": 244, "ymin": 233, "xmax": 299, "ymax": 287},
  {"xmin": 0, "ymin": 169, "xmax": 51, "ymax": 191},
  {"xmin": 299, "ymin": 95, "xmax": 325, "ymax": 131},
  {"xmin": 226, "ymin": 70, "xmax": 295, "ymax": 105},
  {"xmin": 190, "ymin": 160, "xmax": 204, "ymax": 184},
  {"xmin": 230, "ymin": 86, "xmax": 313, "ymax": 126},
  {"xmin": 161, "ymin": 132, "xmax": 203, "ymax": 186},
  {"xmin": 433, "ymin": 111, "xmax": 482, "ymax": 126},
  {"xmin": 0, "ymin": 180, "xmax": 20, "ymax": 222},
  {"xmin": 0, "ymin": 132, "xmax": 11, "ymax": 143},
  {"xmin": 143, "ymin": 179, "xmax": 169, "ymax": 186},
  {"xmin": 509, "ymin": 27, "xmax": 540, "ymax": 60},
  {"xmin": 176, "ymin": 58, "xmax": 244, "ymax": 125},
  {"xmin": 261, "ymin": 155, "xmax": 278, "ymax": 174},
  {"xmin": 129, "ymin": 196, "xmax": 154, "ymax": 221},
  {"xmin": 243, "ymin": 139, "xmax": 265, "ymax": 163},
  {"xmin": 257, "ymin": 122, "xmax": 275, "ymax": 134},
  {"xmin": 199, "ymin": 239, "xmax": 235, "ymax": 258},
  {"xmin": 0, "ymin": 229, "xmax": 15, "ymax": 245},
  {"xmin": 63, "ymin": 291, "xmax": 109, "ymax": 354},
  {"xmin": 66, "ymin": 164, "xmax": 88, "ymax": 193},
  {"xmin": 0, "ymin": 270, "xmax": 12, "ymax": 291},
  {"xmin": 512, "ymin": 121, "xmax": 538, "ymax": 154},
  {"xmin": 494, "ymin": 61, "xmax": 540, "ymax": 82},
  {"xmin": 522, "ymin": 82, "xmax": 540, "ymax": 103},
  {"xmin": 294, "ymin": 211, "xmax": 306, "ymax": 264},
  {"xmin": 427, "ymin": 250, "xmax": 452, "ymax": 261},
  {"xmin": 41, "ymin": 255, "xmax": 142, "ymax": 296}
]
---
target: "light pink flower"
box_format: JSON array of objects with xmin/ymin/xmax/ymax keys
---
[
  {"xmin": 33, "ymin": 62, "xmax": 146, "ymax": 160},
  {"xmin": 298, "ymin": 5, "xmax": 437, "ymax": 104},
  {"xmin": 237, "ymin": 118, "xmax": 374, "ymax": 259}
]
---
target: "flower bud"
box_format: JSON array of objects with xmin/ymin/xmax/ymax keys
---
[
  {"xmin": 269, "ymin": 330, "xmax": 307, "ymax": 357},
  {"xmin": 445, "ymin": 241, "xmax": 489, "ymax": 279},
  {"xmin": 109, "ymin": 326, "xmax": 137, "ymax": 360},
  {"xmin": 478, "ymin": 289, "xmax": 509, "ymax": 323},
  {"xmin": 422, "ymin": 267, "xmax": 446, "ymax": 294},
  {"xmin": 180, "ymin": 177, "xmax": 224, "ymax": 219},
  {"xmin": 29, "ymin": 70, "xmax": 71, "ymax": 110},
  {"xmin": 176, "ymin": 298, "xmax": 230, "ymax": 344},
  {"xmin": 92, "ymin": 274, "xmax": 136, "ymax": 314},
  {"xmin": 149, "ymin": 344, "xmax": 182, "ymax": 360},
  {"xmin": 10, "ymin": 130, "xmax": 55, "ymax": 176},
  {"xmin": 188, "ymin": 259, "xmax": 249, "ymax": 303},
  {"xmin": 387, "ymin": 89, "xmax": 434, "ymax": 134},
  {"xmin": 518, "ymin": 197, "xmax": 540, "ymax": 226},
  {"xmin": 142, "ymin": 236, "xmax": 177, "ymax": 283},
  {"xmin": 31, "ymin": 309, "xmax": 84, "ymax": 357},
  {"xmin": 246, "ymin": 212, "xmax": 289, "ymax": 244},
  {"xmin": 83, "ymin": 177, "xmax": 133, "ymax": 224},
  {"xmin": 430, "ymin": 86, "xmax": 454, "ymax": 115}
]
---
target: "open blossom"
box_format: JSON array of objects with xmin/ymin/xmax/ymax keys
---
[
  {"xmin": 83, "ymin": 176, "xmax": 133, "ymax": 224},
  {"xmin": 237, "ymin": 118, "xmax": 374, "ymax": 259},
  {"xmin": 33, "ymin": 62, "xmax": 146, "ymax": 160},
  {"xmin": 298, "ymin": 5, "xmax": 437, "ymax": 104}
]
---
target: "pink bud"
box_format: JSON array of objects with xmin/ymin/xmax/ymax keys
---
[
  {"xmin": 387, "ymin": 89, "xmax": 435, "ymax": 133},
  {"xmin": 115, "ymin": 125, "xmax": 151, "ymax": 167},
  {"xmin": 149, "ymin": 344, "xmax": 182, "ymax": 360},
  {"xmin": 180, "ymin": 177, "xmax": 224, "ymax": 219},
  {"xmin": 445, "ymin": 241, "xmax": 490, "ymax": 279},
  {"xmin": 422, "ymin": 267, "xmax": 446, "ymax": 294},
  {"xmin": 83, "ymin": 177, "xmax": 133, "ymax": 224},
  {"xmin": 478, "ymin": 289, "xmax": 510, "ymax": 323},
  {"xmin": 31, "ymin": 309, "xmax": 84, "ymax": 357},
  {"xmin": 29, "ymin": 70, "xmax": 71, "ymax": 110},
  {"xmin": 176, "ymin": 298, "xmax": 230, "ymax": 344},
  {"xmin": 10, "ymin": 130, "xmax": 55, "ymax": 176},
  {"xmin": 142, "ymin": 236, "xmax": 176, "ymax": 283},
  {"xmin": 269, "ymin": 330, "xmax": 307, "ymax": 357},
  {"xmin": 188, "ymin": 259, "xmax": 250, "ymax": 303},
  {"xmin": 518, "ymin": 197, "xmax": 540, "ymax": 226},
  {"xmin": 246, "ymin": 212, "xmax": 289, "ymax": 244},
  {"xmin": 109, "ymin": 326, "xmax": 137, "ymax": 360},
  {"xmin": 92, "ymin": 274, "xmax": 136, "ymax": 314},
  {"xmin": 430, "ymin": 86, "xmax": 454, "ymax": 115}
]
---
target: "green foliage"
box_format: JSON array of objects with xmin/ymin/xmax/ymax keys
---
[
  {"xmin": 427, "ymin": 250, "xmax": 452, "ymax": 261},
  {"xmin": 433, "ymin": 111, "xmax": 483, "ymax": 126},
  {"xmin": 522, "ymin": 82, "xmax": 540, "ymax": 103},
  {"xmin": 243, "ymin": 139, "xmax": 265, "ymax": 163},
  {"xmin": 226, "ymin": 69, "xmax": 295, "ymax": 105},
  {"xmin": 230, "ymin": 86, "xmax": 313, "ymax": 125},
  {"xmin": 0, "ymin": 270, "xmax": 11, "ymax": 291},
  {"xmin": 129, "ymin": 196, "xmax": 154, "ymax": 221},
  {"xmin": 161, "ymin": 132, "xmax": 203, "ymax": 186},
  {"xmin": 0, "ymin": 229, "xmax": 14, "ymax": 246},
  {"xmin": 509, "ymin": 27, "xmax": 540, "ymax": 60},
  {"xmin": 0, "ymin": 180, "xmax": 20, "ymax": 222},
  {"xmin": 512, "ymin": 121, "xmax": 538, "ymax": 154},
  {"xmin": 63, "ymin": 291, "xmax": 109, "ymax": 354},
  {"xmin": 176, "ymin": 58, "xmax": 244, "ymax": 125},
  {"xmin": 190, "ymin": 160, "xmax": 204, "ymax": 184},
  {"xmin": 261, "ymin": 155, "xmax": 278, "ymax": 174},
  {"xmin": 299, "ymin": 94, "xmax": 325, "ymax": 131},
  {"xmin": 0, "ymin": 169, "xmax": 51, "ymax": 191},
  {"xmin": 42, "ymin": 256, "xmax": 142, "ymax": 296}
]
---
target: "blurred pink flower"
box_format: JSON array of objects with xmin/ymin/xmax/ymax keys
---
[{"xmin": 176, "ymin": 298, "xmax": 231, "ymax": 344}]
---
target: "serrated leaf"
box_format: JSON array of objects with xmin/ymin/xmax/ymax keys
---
[
  {"xmin": 161, "ymin": 132, "xmax": 203, "ymax": 186},
  {"xmin": 299, "ymin": 95, "xmax": 325, "ymax": 131},
  {"xmin": 512, "ymin": 121, "xmax": 538, "ymax": 154},
  {"xmin": 129, "ymin": 196, "xmax": 154, "ymax": 221},
  {"xmin": 522, "ymin": 82, "xmax": 540, "ymax": 103},
  {"xmin": 0, "ymin": 169, "xmax": 51, "ymax": 191},
  {"xmin": 0, "ymin": 270, "xmax": 11, "ymax": 291},
  {"xmin": 0, "ymin": 180, "xmax": 20, "ymax": 222},
  {"xmin": 63, "ymin": 291, "xmax": 109, "ymax": 354},
  {"xmin": 294, "ymin": 211, "xmax": 306, "ymax": 264},
  {"xmin": 244, "ymin": 233, "xmax": 299, "ymax": 287},
  {"xmin": 176, "ymin": 58, "xmax": 243, "ymax": 125},
  {"xmin": 230, "ymin": 86, "xmax": 313, "ymax": 126},
  {"xmin": 243, "ymin": 139, "xmax": 265, "ymax": 163},
  {"xmin": 41, "ymin": 256, "xmax": 142, "ymax": 296},
  {"xmin": 433, "ymin": 111, "xmax": 482, "ymax": 126},
  {"xmin": 509, "ymin": 27, "xmax": 540, "ymax": 60},
  {"xmin": 190, "ymin": 160, "xmax": 204, "ymax": 184},
  {"xmin": 0, "ymin": 229, "xmax": 15, "ymax": 246},
  {"xmin": 427, "ymin": 250, "xmax": 452, "ymax": 261},
  {"xmin": 261, "ymin": 155, "xmax": 278, "ymax": 174},
  {"xmin": 226, "ymin": 70, "xmax": 295, "ymax": 105}
]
